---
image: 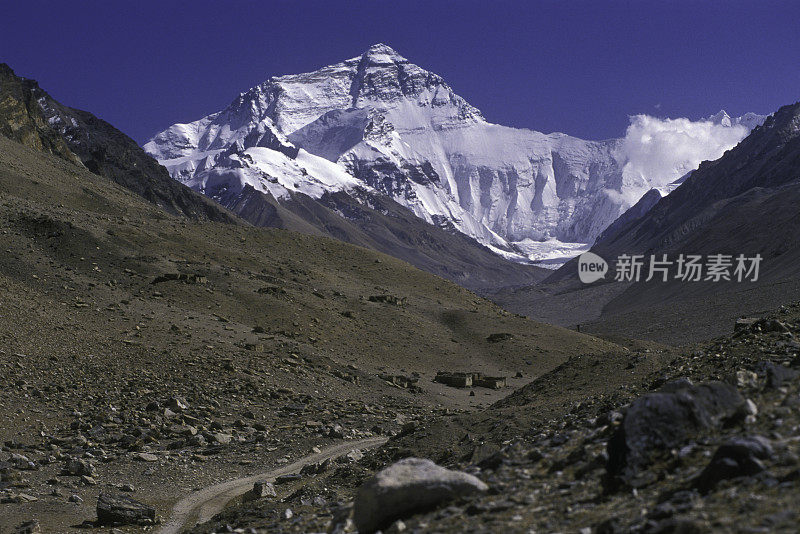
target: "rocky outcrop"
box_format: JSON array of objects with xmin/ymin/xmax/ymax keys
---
[
  {"xmin": 0, "ymin": 63, "xmax": 237, "ymax": 224},
  {"xmin": 353, "ymin": 457, "xmax": 488, "ymax": 533},
  {"xmin": 606, "ymin": 380, "xmax": 746, "ymax": 486}
]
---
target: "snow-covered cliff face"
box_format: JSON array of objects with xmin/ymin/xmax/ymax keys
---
[{"xmin": 144, "ymin": 43, "xmax": 764, "ymax": 259}]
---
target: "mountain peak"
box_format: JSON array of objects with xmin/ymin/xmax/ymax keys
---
[
  {"xmin": 360, "ymin": 43, "xmax": 407, "ymax": 64},
  {"xmin": 706, "ymin": 109, "xmax": 769, "ymax": 131},
  {"xmin": 708, "ymin": 110, "xmax": 732, "ymax": 126}
]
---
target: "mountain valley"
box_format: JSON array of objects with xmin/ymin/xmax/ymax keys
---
[{"xmin": 1, "ymin": 37, "xmax": 799, "ymax": 534}]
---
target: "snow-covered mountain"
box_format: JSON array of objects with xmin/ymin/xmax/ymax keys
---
[{"xmin": 144, "ymin": 43, "xmax": 765, "ymax": 261}]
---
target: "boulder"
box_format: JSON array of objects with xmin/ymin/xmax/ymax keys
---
[
  {"xmin": 244, "ymin": 480, "xmax": 276, "ymax": 501},
  {"xmin": 353, "ymin": 457, "xmax": 487, "ymax": 533},
  {"xmin": 346, "ymin": 449, "xmax": 364, "ymax": 463},
  {"xmin": 606, "ymin": 380, "xmax": 745, "ymax": 486},
  {"xmin": 734, "ymin": 317, "xmax": 758, "ymax": 332},
  {"xmin": 756, "ymin": 361, "xmax": 799, "ymax": 389},
  {"xmin": 211, "ymin": 433, "xmax": 232, "ymax": 445},
  {"xmin": 63, "ymin": 457, "xmax": 96, "ymax": 477},
  {"xmin": 694, "ymin": 436, "xmax": 773, "ymax": 493},
  {"xmin": 166, "ymin": 396, "xmax": 188, "ymax": 412},
  {"xmin": 252, "ymin": 480, "xmax": 277, "ymax": 498},
  {"xmin": 96, "ymin": 493, "xmax": 156, "ymax": 526}
]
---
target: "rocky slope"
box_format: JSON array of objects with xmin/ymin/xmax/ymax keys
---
[
  {"xmin": 145, "ymin": 44, "xmax": 763, "ymax": 260},
  {"xmin": 227, "ymin": 186, "xmax": 548, "ymax": 292},
  {"xmin": 582, "ymin": 101, "xmax": 800, "ymax": 259},
  {"xmin": 495, "ymin": 101, "xmax": 800, "ymax": 344},
  {"xmin": 0, "ymin": 63, "xmax": 236, "ymax": 223},
  {"xmin": 0, "ymin": 130, "xmax": 621, "ymax": 532},
  {"xmin": 180, "ymin": 306, "xmax": 800, "ymax": 534}
]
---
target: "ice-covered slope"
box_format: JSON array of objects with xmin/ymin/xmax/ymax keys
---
[{"xmin": 144, "ymin": 44, "xmax": 764, "ymax": 260}]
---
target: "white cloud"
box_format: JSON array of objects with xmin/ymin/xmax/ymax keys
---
[
  {"xmin": 615, "ymin": 114, "xmax": 749, "ymax": 199},
  {"xmin": 602, "ymin": 186, "xmax": 644, "ymax": 208}
]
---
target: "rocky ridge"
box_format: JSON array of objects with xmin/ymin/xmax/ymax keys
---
[{"xmin": 0, "ymin": 63, "xmax": 236, "ymax": 224}]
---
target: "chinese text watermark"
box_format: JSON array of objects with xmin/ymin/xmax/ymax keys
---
[{"xmin": 578, "ymin": 252, "xmax": 762, "ymax": 284}]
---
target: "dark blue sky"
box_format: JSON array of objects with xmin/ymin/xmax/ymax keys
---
[{"xmin": 2, "ymin": 1, "xmax": 798, "ymax": 144}]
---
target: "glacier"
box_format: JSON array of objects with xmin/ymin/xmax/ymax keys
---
[{"xmin": 144, "ymin": 43, "xmax": 765, "ymax": 264}]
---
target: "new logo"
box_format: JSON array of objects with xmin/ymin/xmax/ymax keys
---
[{"xmin": 578, "ymin": 251, "xmax": 608, "ymax": 283}]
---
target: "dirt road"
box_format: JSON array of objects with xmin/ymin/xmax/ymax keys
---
[{"xmin": 157, "ymin": 436, "xmax": 388, "ymax": 534}]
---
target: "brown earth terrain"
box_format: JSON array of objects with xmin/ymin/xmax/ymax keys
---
[{"xmin": 0, "ymin": 134, "xmax": 623, "ymax": 533}]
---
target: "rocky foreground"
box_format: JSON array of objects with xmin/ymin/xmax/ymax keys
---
[
  {"xmin": 0, "ymin": 133, "xmax": 619, "ymax": 532},
  {"xmin": 182, "ymin": 309, "xmax": 800, "ymax": 533}
]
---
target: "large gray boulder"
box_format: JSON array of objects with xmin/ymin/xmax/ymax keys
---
[
  {"xmin": 606, "ymin": 380, "xmax": 745, "ymax": 487},
  {"xmin": 353, "ymin": 457, "xmax": 487, "ymax": 533}
]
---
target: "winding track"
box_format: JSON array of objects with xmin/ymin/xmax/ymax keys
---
[{"xmin": 157, "ymin": 436, "xmax": 389, "ymax": 534}]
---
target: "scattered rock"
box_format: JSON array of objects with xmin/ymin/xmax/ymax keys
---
[
  {"xmin": 2, "ymin": 493, "xmax": 38, "ymax": 503},
  {"xmin": 251, "ymin": 480, "xmax": 277, "ymax": 498},
  {"xmin": 63, "ymin": 457, "xmax": 96, "ymax": 477},
  {"xmin": 353, "ymin": 457, "xmax": 488, "ymax": 533},
  {"xmin": 9, "ymin": 453, "xmax": 35, "ymax": 470},
  {"xmin": 166, "ymin": 396, "xmax": 188, "ymax": 412},
  {"xmin": 151, "ymin": 273, "xmax": 207, "ymax": 285},
  {"xmin": 96, "ymin": 493, "xmax": 156, "ymax": 526}
]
